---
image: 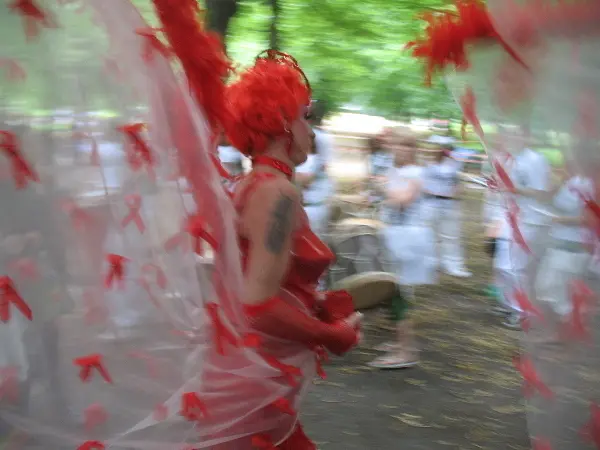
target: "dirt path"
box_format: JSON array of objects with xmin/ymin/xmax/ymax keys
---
[{"xmin": 302, "ymin": 190, "xmax": 529, "ymax": 450}]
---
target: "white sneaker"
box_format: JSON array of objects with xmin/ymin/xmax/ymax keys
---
[{"xmin": 444, "ymin": 267, "xmax": 472, "ymax": 278}]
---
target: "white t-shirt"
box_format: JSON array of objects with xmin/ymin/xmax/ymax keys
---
[
  {"xmin": 295, "ymin": 128, "xmax": 334, "ymax": 205},
  {"xmin": 499, "ymin": 148, "xmax": 552, "ymax": 239},
  {"xmin": 296, "ymin": 153, "xmax": 333, "ymax": 205},
  {"xmin": 423, "ymin": 158, "xmax": 460, "ymax": 197},
  {"xmin": 369, "ymin": 152, "xmax": 393, "ymax": 177},
  {"xmin": 382, "ymin": 164, "xmax": 425, "ymax": 226},
  {"xmin": 550, "ymin": 176, "xmax": 594, "ymax": 243}
]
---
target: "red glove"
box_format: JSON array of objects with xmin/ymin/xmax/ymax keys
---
[
  {"xmin": 317, "ymin": 290, "xmax": 355, "ymax": 324},
  {"xmin": 244, "ymin": 297, "xmax": 359, "ymax": 356}
]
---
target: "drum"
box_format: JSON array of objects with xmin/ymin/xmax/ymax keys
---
[
  {"xmin": 326, "ymin": 218, "xmax": 392, "ymax": 287},
  {"xmin": 333, "ymin": 272, "xmax": 397, "ymax": 310}
]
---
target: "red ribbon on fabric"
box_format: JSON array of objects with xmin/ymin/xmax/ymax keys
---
[
  {"xmin": 153, "ymin": 403, "xmax": 168, "ymax": 421},
  {"xmin": 61, "ymin": 199, "xmax": 92, "ymax": 230},
  {"xmin": 104, "ymin": 254, "xmax": 128, "ymax": 290},
  {"xmin": 460, "ymin": 87, "xmax": 484, "ymax": 139},
  {"xmin": 0, "ymin": 58, "xmax": 26, "ymax": 82},
  {"xmin": 531, "ymin": 437, "xmax": 553, "ymax": 450},
  {"xmin": 8, "ymin": 0, "xmax": 55, "ymax": 39},
  {"xmin": 84, "ymin": 404, "xmax": 108, "ymax": 432},
  {"xmin": 73, "ymin": 353, "xmax": 112, "ymax": 384},
  {"xmin": 82, "ymin": 290, "xmax": 108, "ymax": 325},
  {"xmin": 492, "ymin": 159, "xmax": 516, "ymax": 193},
  {"xmin": 507, "ymin": 201, "xmax": 532, "ymax": 254},
  {"xmin": 581, "ymin": 403, "xmax": 600, "ymax": 448},
  {"xmin": 117, "ymin": 123, "xmax": 154, "ymax": 174},
  {"xmin": 512, "ymin": 288, "xmax": 543, "ymax": 331},
  {"xmin": 315, "ymin": 346, "xmax": 328, "ymax": 379},
  {"xmin": 141, "ymin": 263, "xmax": 167, "ymax": 289},
  {"xmin": 561, "ymin": 280, "xmax": 595, "ymax": 342},
  {"xmin": 271, "ymin": 397, "xmax": 295, "ymax": 415},
  {"xmin": 180, "ymin": 392, "xmax": 208, "ymax": 422},
  {"xmin": 121, "ymin": 194, "xmax": 145, "ymax": 233},
  {"xmin": 8, "ymin": 258, "xmax": 39, "ymax": 280},
  {"xmin": 261, "ymin": 353, "xmax": 302, "ymax": 387},
  {"xmin": 128, "ymin": 351, "xmax": 159, "ymax": 378},
  {"xmin": 136, "ymin": 28, "xmax": 173, "ymax": 62},
  {"xmin": 205, "ymin": 302, "xmax": 238, "ymax": 355},
  {"xmin": 77, "ymin": 441, "xmax": 105, "ymax": 450},
  {"xmin": 251, "ymin": 434, "xmax": 277, "ymax": 450},
  {"xmin": 186, "ymin": 214, "xmax": 219, "ymax": 256},
  {"xmin": 0, "ymin": 366, "xmax": 19, "ymax": 403},
  {"xmin": 513, "ymin": 355, "xmax": 553, "ymax": 398},
  {"xmin": 0, "ymin": 130, "xmax": 39, "ymax": 189},
  {"xmin": 0, "ymin": 276, "xmax": 32, "ymax": 323}
]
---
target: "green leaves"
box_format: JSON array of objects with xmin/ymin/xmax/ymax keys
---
[{"xmin": 224, "ymin": 0, "xmax": 459, "ymax": 117}]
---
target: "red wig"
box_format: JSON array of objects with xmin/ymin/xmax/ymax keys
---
[{"xmin": 225, "ymin": 51, "xmax": 311, "ymax": 157}]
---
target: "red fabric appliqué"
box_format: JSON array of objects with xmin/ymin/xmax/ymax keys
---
[
  {"xmin": 0, "ymin": 130, "xmax": 39, "ymax": 189},
  {"xmin": 0, "ymin": 276, "xmax": 32, "ymax": 323},
  {"xmin": 104, "ymin": 254, "xmax": 128, "ymax": 290},
  {"xmin": 74, "ymin": 354, "xmax": 113, "ymax": 384},
  {"xmin": 513, "ymin": 355, "xmax": 553, "ymax": 399}
]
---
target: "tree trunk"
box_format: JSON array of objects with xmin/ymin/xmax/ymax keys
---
[
  {"xmin": 205, "ymin": 0, "xmax": 238, "ymax": 46},
  {"xmin": 267, "ymin": 0, "xmax": 281, "ymax": 50}
]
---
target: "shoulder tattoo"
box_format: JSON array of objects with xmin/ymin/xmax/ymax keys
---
[{"xmin": 265, "ymin": 193, "xmax": 294, "ymax": 254}]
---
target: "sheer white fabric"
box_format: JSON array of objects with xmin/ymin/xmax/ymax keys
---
[
  {"xmin": 445, "ymin": 2, "xmax": 600, "ymax": 448},
  {"xmin": 0, "ymin": 1, "xmax": 305, "ymax": 448}
]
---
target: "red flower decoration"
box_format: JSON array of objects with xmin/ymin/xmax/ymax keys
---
[
  {"xmin": 261, "ymin": 352, "xmax": 302, "ymax": 387},
  {"xmin": 271, "ymin": 397, "xmax": 295, "ymax": 415}
]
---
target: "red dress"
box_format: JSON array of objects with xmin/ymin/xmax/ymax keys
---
[{"xmin": 235, "ymin": 172, "xmax": 335, "ymax": 449}]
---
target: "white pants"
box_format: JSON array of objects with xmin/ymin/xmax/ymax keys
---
[
  {"xmin": 535, "ymin": 245, "xmax": 590, "ymax": 316},
  {"xmin": 304, "ymin": 204, "xmax": 330, "ymax": 238},
  {"xmin": 425, "ymin": 198, "xmax": 467, "ymax": 272},
  {"xmin": 494, "ymin": 224, "xmax": 548, "ymax": 312},
  {"xmin": 383, "ymin": 225, "xmax": 437, "ymax": 286}
]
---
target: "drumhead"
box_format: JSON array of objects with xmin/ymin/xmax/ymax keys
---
[{"xmin": 333, "ymin": 271, "xmax": 397, "ymax": 309}]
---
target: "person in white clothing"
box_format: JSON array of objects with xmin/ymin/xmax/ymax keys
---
[
  {"xmin": 422, "ymin": 136, "xmax": 472, "ymax": 277},
  {"xmin": 369, "ymin": 127, "xmax": 437, "ymax": 369},
  {"xmin": 296, "ymin": 100, "xmax": 335, "ymax": 237},
  {"xmin": 534, "ymin": 164, "xmax": 595, "ymax": 321},
  {"xmin": 493, "ymin": 142, "xmax": 552, "ymax": 328}
]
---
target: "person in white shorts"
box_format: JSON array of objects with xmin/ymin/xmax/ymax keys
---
[
  {"xmin": 422, "ymin": 136, "xmax": 472, "ymax": 278},
  {"xmin": 494, "ymin": 141, "xmax": 552, "ymax": 328},
  {"xmin": 369, "ymin": 127, "xmax": 437, "ymax": 369}
]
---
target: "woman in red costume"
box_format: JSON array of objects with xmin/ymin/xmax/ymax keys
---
[{"xmin": 221, "ymin": 51, "xmax": 362, "ymax": 449}]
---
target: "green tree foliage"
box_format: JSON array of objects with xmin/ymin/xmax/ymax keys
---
[{"xmin": 222, "ymin": 0, "xmax": 460, "ymax": 119}]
